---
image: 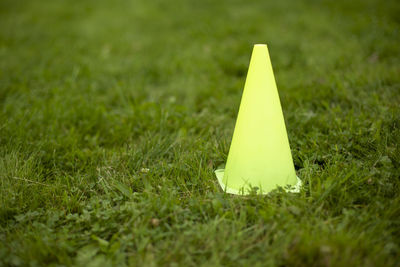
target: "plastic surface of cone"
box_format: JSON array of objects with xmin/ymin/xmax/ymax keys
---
[{"xmin": 215, "ymin": 44, "xmax": 301, "ymax": 195}]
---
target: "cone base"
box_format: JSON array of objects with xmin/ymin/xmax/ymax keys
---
[{"xmin": 214, "ymin": 169, "xmax": 302, "ymax": 195}]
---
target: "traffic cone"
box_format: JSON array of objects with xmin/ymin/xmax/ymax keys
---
[{"xmin": 215, "ymin": 44, "xmax": 301, "ymax": 195}]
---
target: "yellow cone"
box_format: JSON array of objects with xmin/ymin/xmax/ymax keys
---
[{"xmin": 215, "ymin": 44, "xmax": 301, "ymax": 195}]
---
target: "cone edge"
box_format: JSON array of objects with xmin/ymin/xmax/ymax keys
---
[{"xmin": 214, "ymin": 169, "xmax": 302, "ymax": 195}]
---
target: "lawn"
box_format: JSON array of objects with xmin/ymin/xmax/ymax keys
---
[{"xmin": 0, "ymin": 0, "xmax": 399, "ymax": 266}]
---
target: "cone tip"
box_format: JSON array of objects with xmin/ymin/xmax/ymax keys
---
[{"xmin": 253, "ymin": 44, "xmax": 268, "ymax": 51}]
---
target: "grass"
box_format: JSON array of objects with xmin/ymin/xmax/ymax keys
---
[{"xmin": 0, "ymin": 0, "xmax": 399, "ymax": 266}]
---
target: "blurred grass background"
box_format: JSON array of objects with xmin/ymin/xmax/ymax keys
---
[{"xmin": 0, "ymin": 0, "xmax": 399, "ymax": 266}]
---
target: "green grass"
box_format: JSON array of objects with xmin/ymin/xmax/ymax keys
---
[{"xmin": 1, "ymin": 0, "xmax": 399, "ymax": 266}]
